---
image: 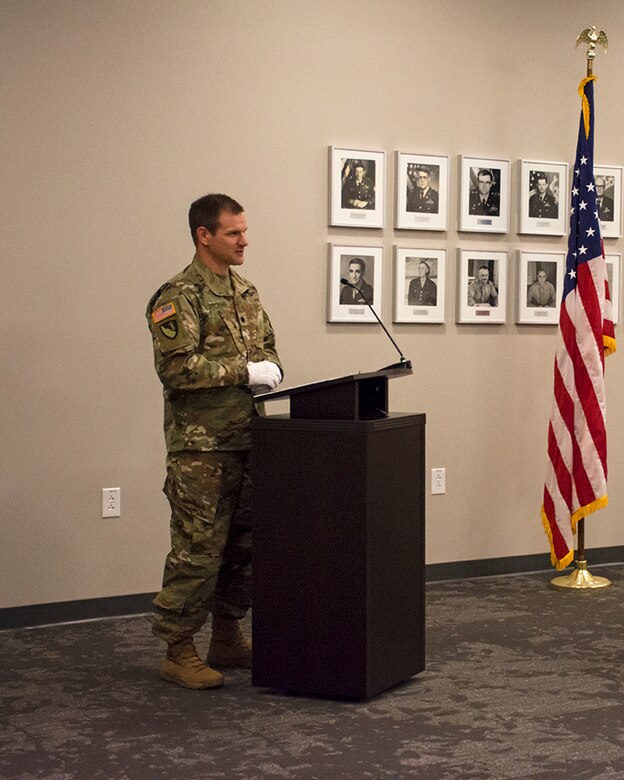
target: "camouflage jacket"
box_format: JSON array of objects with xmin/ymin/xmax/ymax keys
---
[{"xmin": 146, "ymin": 254, "xmax": 282, "ymax": 452}]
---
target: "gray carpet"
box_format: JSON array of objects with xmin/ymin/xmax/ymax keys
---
[{"xmin": 2, "ymin": 565, "xmax": 624, "ymax": 779}]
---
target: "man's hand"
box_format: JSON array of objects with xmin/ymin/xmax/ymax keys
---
[{"xmin": 247, "ymin": 361, "xmax": 282, "ymax": 390}]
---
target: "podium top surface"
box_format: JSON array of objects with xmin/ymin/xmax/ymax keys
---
[{"xmin": 254, "ymin": 360, "xmax": 413, "ymax": 402}]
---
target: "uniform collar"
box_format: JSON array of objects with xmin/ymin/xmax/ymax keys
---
[{"xmin": 191, "ymin": 254, "xmax": 251, "ymax": 297}]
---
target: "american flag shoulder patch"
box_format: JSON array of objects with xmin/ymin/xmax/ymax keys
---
[{"xmin": 152, "ymin": 301, "xmax": 176, "ymax": 324}]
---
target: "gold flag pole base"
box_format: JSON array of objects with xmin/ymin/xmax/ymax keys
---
[{"xmin": 551, "ymin": 559, "xmax": 611, "ymax": 590}]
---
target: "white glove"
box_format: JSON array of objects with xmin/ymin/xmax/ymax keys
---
[{"xmin": 247, "ymin": 360, "xmax": 282, "ymax": 390}]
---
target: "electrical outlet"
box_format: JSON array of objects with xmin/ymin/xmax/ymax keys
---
[
  {"xmin": 102, "ymin": 487, "xmax": 121, "ymax": 518},
  {"xmin": 431, "ymin": 468, "xmax": 446, "ymax": 495}
]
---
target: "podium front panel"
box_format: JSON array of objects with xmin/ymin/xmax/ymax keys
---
[{"xmin": 251, "ymin": 413, "xmax": 425, "ymax": 699}]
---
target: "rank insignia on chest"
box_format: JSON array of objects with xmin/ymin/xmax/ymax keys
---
[
  {"xmin": 160, "ymin": 320, "xmax": 179, "ymax": 339},
  {"xmin": 152, "ymin": 301, "xmax": 177, "ymax": 324}
]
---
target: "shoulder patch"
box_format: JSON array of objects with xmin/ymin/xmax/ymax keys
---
[
  {"xmin": 152, "ymin": 301, "xmax": 177, "ymax": 323},
  {"xmin": 159, "ymin": 320, "xmax": 179, "ymax": 340},
  {"xmin": 149, "ymin": 294, "xmax": 194, "ymax": 354}
]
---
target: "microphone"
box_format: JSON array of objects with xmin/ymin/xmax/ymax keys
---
[{"xmin": 340, "ymin": 278, "xmax": 408, "ymax": 365}]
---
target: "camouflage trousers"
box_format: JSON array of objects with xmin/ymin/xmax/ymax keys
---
[{"xmin": 152, "ymin": 450, "xmax": 252, "ymax": 643}]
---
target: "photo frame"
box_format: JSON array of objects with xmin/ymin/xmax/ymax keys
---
[
  {"xmin": 457, "ymin": 249, "xmax": 507, "ymax": 324},
  {"xmin": 519, "ymin": 160, "xmax": 568, "ymax": 236},
  {"xmin": 594, "ymin": 165, "xmax": 622, "ymax": 239},
  {"xmin": 605, "ymin": 253, "xmax": 621, "ymax": 325},
  {"xmin": 329, "ymin": 146, "xmax": 385, "ymax": 228},
  {"xmin": 516, "ymin": 251, "xmax": 565, "ymax": 325},
  {"xmin": 459, "ymin": 155, "xmax": 510, "ymax": 233},
  {"xmin": 327, "ymin": 244, "xmax": 383, "ymax": 323},
  {"xmin": 395, "ymin": 152, "xmax": 449, "ymax": 231},
  {"xmin": 393, "ymin": 247, "xmax": 446, "ymax": 323}
]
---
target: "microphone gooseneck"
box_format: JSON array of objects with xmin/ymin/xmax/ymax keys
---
[{"xmin": 340, "ymin": 278, "xmax": 407, "ymax": 364}]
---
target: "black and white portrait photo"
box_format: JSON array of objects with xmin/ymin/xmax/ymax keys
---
[
  {"xmin": 406, "ymin": 163, "xmax": 440, "ymax": 214},
  {"xmin": 327, "ymin": 243, "xmax": 383, "ymax": 323},
  {"xmin": 459, "ymin": 156, "xmax": 510, "ymax": 234},
  {"xmin": 395, "ymin": 152, "xmax": 449, "ymax": 231},
  {"xmin": 519, "ymin": 160, "xmax": 567, "ymax": 236},
  {"xmin": 406, "ymin": 256, "xmax": 438, "ymax": 306},
  {"xmin": 595, "ymin": 175, "xmax": 615, "ymax": 223},
  {"xmin": 593, "ymin": 165, "xmax": 623, "ymax": 238},
  {"xmin": 468, "ymin": 167, "xmax": 501, "ymax": 217},
  {"xmin": 339, "ymin": 254, "xmax": 375, "ymax": 306},
  {"xmin": 528, "ymin": 171, "xmax": 559, "ymax": 220},
  {"xmin": 341, "ymin": 158, "xmax": 376, "ymax": 211},
  {"xmin": 526, "ymin": 261, "xmax": 557, "ymax": 308},
  {"xmin": 605, "ymin": 254, "xmax": 621, "ymax": 324},
  {"xmin": 467, "ymin": 258, "xmax": 499, "ymax": 307},
  {"xmin": 516, "ymin": 251, "xmax": 564, "ymax": 325},
  {"xmin": 457, "ymin": 249, "xmax": 507, "ymax": 323},
  {"xmin": 393, "ymin": 247, "xmax": 446, "ymax": 323},
  {"xmin": 329, "ymin": 146, "xmax": 385, "ymax": 228}
]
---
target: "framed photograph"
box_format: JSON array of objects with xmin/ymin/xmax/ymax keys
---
[
  {"xmin": 329, "ymin": 146, "xmax": 385, "ymax": 228},
  {"xmin": 457, "ymin": 249, "xmax": 507, "ymax": 324},
  {"xmin": 393, "ymin": 247, "xmax": 446, "ymax": 323},
  {"xmin": 459, "ymin": 155, "xmax": 510, "ymax": 233},
  {"xmin": 519, "ymin": 160, "xmax": 568, "ymax": 236},
  {"xmin": 395, "ymin": 152, "xmax": 449, "ymax": 231},
  {"xmin": 594, "ymin": 165, "xmax": 622, "ymax": 238},
  {"xmin": 516, "ymin": 251, "xmax": 564, "ymax": 325},
  {"xmin": 605, "ymin": 253, "xmax": 621, "ymax": 325},
  {"xmin": 327, "ymin": 244, "xmax": 383, "ymax": 323}
]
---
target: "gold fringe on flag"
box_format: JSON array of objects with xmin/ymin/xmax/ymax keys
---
[
  {"xmin": 578, "ymin": 75, "xmax": 597, "ymax": 139},
  {"xmin": 604, "ymin": 334, "xmax": 616, "ymax": 356}
]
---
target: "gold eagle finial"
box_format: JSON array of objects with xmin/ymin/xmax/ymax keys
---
[{"xmin": 576, "ymin": 26, "xmax": 608, "ymax": 59}]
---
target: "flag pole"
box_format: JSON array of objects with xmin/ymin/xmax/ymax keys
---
[{"xmin": 551, "ymin": 26, "xmax": 610, "ymax": 591}]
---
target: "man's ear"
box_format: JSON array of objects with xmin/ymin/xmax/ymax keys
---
[{"xmin": 196, "ymin": 226, "xmax": 212, "ymax": 246}]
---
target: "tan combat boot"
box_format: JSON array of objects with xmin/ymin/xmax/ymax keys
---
[
  {"xmin": 208, "ymin": 616, "xmax": 252, "ymax": 668},
  {"xmin": 160, "ymin": 638, "xmax": 224, "ymax": 689}
]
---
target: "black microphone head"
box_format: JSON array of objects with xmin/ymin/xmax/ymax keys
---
[{"xmin": 340, "ymin": 278, "xmax": 349, "ymax": 285}]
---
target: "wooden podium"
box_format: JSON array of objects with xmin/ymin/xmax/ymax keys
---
[{"xmin": 250, "ymin": 362, "xmax": 425, "ymax": 699}]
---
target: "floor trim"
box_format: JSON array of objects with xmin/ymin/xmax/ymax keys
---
[{"xmin": 3, "ymin": 546, "xmax": 623, "ymax": 630}]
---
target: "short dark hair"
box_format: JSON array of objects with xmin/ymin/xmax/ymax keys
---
[
  {"xmin": 477, "ymin": 169, "xmax": 493, "ymax": 182},
  {"xmin": 188, "ymin": 194, "xmax": 244, "ymax": 242},
  {"xmin": 349, "ymin": 257, "xmax": 365, "ymax": 273},
  {"xmin": 536, "ymin": 172, "xmax": 548, "ymax": 183}
]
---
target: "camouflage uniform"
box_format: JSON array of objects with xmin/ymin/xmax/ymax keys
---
[{"xmin": 147, "ymin": 254, "xmax": 282, "ymax": 643}]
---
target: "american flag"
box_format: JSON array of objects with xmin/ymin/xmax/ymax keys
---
[{"xmin": 541, "ymin": 76, "xmax": 616, "ymax": 570}]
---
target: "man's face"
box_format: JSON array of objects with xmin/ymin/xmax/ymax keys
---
[
  {"xmin": 596, "ymin": 179, "xmax": 605, "ymax": 196},
  {"xmin": 199, "ymin": 211, "xmax": 248, "ymax": 273},
  {"xmin": 537, "ymin": 178, "xmax": 548, "ymax": 194},
  {"xmin": 537, "ymin": 271, "xmax": 547, "ymax": 285},
  {"xmin": 478, "ymin": 268, "xmax": 489, "ymax": 283},
  {"xmin": 477, "ymin": 174, "xmax": 493, "ymax": 196},
  {"xmin": 354, "ymin": 166, "xmax": 365, "ymax": 182},
  {"xmin": 477, "ymin": 174, "xmax": 492, "ymax": 198},
  {"xmin": 416, "ymin": 170, "xmax": 429, "ymax": 190},
  {"xmin": 418, "ymin": 262, "xmax": 428, "ymax": 278},
  {"xmin": 348, "ymin": 262, "xmax": 363, "ymax": 284}
]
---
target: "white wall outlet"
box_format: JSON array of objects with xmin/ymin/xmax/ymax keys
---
[
  {"xmin": 431, "ymin": 468, "xmax": 446, "ymax": 495},
  {"xmin": 102, "ymin": 487, "xmax": 121, "ymax": 518}
]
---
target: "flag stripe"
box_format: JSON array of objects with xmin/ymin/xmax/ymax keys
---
[
  {"xmin": 546, "ymin": 421, "xmax": 572, "ymax": 511},
  {"xmin": 542, "ymin": 487, "xmax": 574, "ymax": 567}
]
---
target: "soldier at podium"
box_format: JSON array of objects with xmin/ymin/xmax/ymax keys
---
[{"xmin": 146, "ymin": 194, "xmax": 283, "ymax": 690}]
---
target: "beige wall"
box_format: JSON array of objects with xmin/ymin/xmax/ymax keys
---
[{"xmin": 3, "ymin": 0, "xmax": 624, "ymax": 608}]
